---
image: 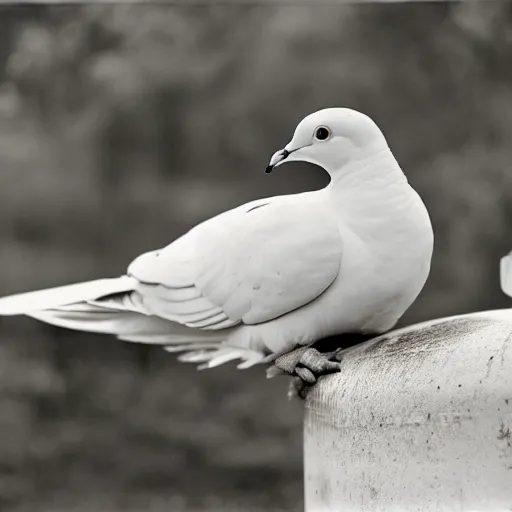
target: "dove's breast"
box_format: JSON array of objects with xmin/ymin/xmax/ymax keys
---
[{"xmin": 324, "ymin": 185, "xmax": 433, "ymax": 334}]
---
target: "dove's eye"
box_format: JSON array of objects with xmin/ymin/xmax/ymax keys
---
[{"xmin": 314, "ymin": 126, "xmax": 331, "ymax": 141}]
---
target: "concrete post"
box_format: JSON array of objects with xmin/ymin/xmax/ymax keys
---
[{"xmin": 304, "ymin": 310, "xmax": 512, "ymax": 512}]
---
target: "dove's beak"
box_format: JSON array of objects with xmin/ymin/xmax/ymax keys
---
[
  {"xmin": 265, "ymin": 144, "xmax": 312, "ymax": 173},
  {"xmin": 265, "ymin": 148, "xmax": 290, "ymax": 174},
  {"xmin": 265, "ymin": 144, "xmax": 311, "ymax": 173}
]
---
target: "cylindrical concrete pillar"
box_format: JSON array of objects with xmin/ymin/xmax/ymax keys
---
[{"xmin": 304, "ymin": 309, "xmax": 512, "ymax": 512}]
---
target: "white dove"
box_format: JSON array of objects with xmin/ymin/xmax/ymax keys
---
[{"xmin": 0, "ymin": 108, "xmax": 433, "ymax": 395}]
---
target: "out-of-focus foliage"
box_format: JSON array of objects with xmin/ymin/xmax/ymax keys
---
[{"xmin": 0, "ymin": 3, "xmax": 511, "ymax": 511}]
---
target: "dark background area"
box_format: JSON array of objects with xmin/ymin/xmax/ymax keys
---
[{"xmin": 0, "ymin": 3, "xmax": 511, "ymax": 511}]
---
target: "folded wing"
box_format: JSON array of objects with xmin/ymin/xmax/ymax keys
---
[{"xmin": 128, "ymin": 199, "xmax": 342, "ymax": 328}]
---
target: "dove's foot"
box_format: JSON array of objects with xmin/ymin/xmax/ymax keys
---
[
  {"xmin": 268, "ymin": 346, "xmax": 341, "ymax": 400},
  {"xmin": 267, "ymin": 333, "xmax": 380, "ymax": 399}
]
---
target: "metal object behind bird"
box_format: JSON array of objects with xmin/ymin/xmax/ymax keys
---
[
  {"xmin": 304, "ymin": 309, "xmax": 512, "ymax": 512},
  {"xmin": 500, "ymin": 251, "xmax": 512, "ymax": 297}
]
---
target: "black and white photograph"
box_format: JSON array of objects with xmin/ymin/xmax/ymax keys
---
[{"xmin": 0, "ymin": 2, "xmax": 510, "ymax": 511}]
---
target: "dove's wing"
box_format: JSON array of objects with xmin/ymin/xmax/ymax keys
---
[{"xmin": 127, "ymin": 197, "xmax": 342, "ymax": 329}]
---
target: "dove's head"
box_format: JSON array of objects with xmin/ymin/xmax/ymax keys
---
[{"xmin": 266, "ymin": 108, "xmax": 389, "ymax": 176}]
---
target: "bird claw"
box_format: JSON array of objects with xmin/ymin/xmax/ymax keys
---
[
  {"xmin": 287, "ymin": 376, "xmax": 308, "ymax": 400},
  {"xmin": 298, "ymin": 348, "xmax": 341, "ymax": 374},
  {"xmin": 269, "ymin": 346, "xmax": 342, "ymax": 400},
  {"xmin": 295, "ymin": 366, "xmax": 317, "ymax": 384}
]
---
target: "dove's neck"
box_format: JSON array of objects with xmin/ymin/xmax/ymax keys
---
[{"xmin": 325, "ymin": 147, "xmax": 419, "ymax": 229}]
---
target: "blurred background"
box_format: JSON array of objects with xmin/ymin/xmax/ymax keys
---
[{"xmin": 0, "ymin": 2, "xmax": 511, "ymax": 511}]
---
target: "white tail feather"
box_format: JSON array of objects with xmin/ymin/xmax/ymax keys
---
[
  {"xmin": 0, "ymin": 276, "xmax": 137, "ymax": 315},
  {"xmin": 27, "ymin": 304, "xmax": 173, "ymax": 337},
  {"xmin": 0, "ymin": 276, "xmax": 265, "ymax": 370},
  {"xmin": 24, "ymin": 301, "xmax": 226, "ymax": 346}
]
